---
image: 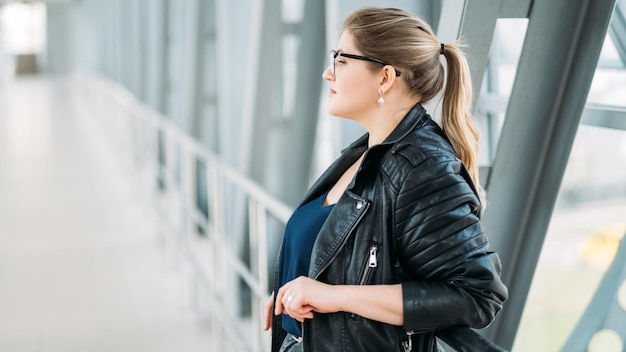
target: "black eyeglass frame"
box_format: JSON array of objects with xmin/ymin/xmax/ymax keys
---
[{"xmin": 330, "ymin": 50, "xmax": 401, "ymax": 77}]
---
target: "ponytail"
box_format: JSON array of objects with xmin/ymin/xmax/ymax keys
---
[{"xmin": 440, "ymin": 43, "xmax": 485, "ymax": 202}]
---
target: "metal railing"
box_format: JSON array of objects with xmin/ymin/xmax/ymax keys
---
[{"xmin": 76, "ymin": 72, "xmax": 292, "ymax": 352}]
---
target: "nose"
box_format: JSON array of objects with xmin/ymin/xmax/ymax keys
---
[{"xmin": 322, "ymin": 66, "xmax": 334, "ymax": 81}]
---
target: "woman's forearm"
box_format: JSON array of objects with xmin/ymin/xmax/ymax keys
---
[
  {"xmin": 336, "ymin": 284, "xmax": 404, "ymax": 326},
  {"xmin": 275, "ymin": 277, "xmax": 404, "ymax": 326}
]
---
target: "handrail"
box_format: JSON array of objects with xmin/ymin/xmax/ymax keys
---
[{"xmin": 75, "ymin": 71, "xmax": 292, "ymax": 352}]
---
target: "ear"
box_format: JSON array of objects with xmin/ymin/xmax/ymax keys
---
[{"xmin": 378, "ymin": 65, "xmax": 399, "ymax": 95}]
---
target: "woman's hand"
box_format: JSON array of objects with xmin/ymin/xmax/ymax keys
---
[
  {"xmin": 274, "ymin": 276, "xmax": 340, "ymax": 322},
  {"xmin": 263, "ymin": 292, "xmax": 274, "ymax": 331}
]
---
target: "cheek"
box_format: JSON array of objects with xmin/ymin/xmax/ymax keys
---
[
  {"xmin": 339, "ymin": 75, "xmax": 375, "ymax": 101},
  {"xmin": 347, "ymin": 78, "xmax": 376, "ymax": 105},
  {"xmin": 328, "ymin": 82, "xmax": 376, "ymax": 117}
]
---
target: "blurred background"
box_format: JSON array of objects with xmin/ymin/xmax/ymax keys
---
[{"xmin": 0, "ymin": 0, "xmax": 625, "ymax": 351}]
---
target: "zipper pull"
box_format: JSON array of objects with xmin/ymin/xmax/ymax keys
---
[
  {"xmin": 368, "ymin": 245, "xmax": 378, "ymax": 267},
  {"xmin": 402, "ymin": 331, "xmax": 414, "ymax": 352}
]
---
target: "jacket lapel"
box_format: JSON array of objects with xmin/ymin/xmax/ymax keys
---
[{"xmin": 308, "ymin": 190, "xmax": 370, "ymax": 279}]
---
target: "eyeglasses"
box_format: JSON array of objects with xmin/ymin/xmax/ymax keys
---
[{"xmin": 330, "ymin": 49, "xmax": 401, "ymax": 77}]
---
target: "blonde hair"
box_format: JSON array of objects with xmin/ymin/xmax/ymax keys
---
[{"xmin": 344, "ymin": 7, "xmax": 483, "ymax": 198}]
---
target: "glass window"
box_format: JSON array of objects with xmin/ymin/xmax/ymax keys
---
[
  {"xmin": 475, "ymin": 19, "xmax": 528, "ymax": 165},
  {"xmin": 0, "ymin": 2, "xmax": 46, "ymax": 55},
  {"xmin": 587, "ymin": 36, "xmax": 626, "ymax": 107},
  {"xmin": 513, "ymin": 28, "xmax": 626, "ymax": 351},
  {"xmin": 513, "ymin": 124, "xmax": 626, "ymax": 351}
]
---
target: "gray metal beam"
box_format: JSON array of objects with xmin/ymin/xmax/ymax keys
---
[
  {"xmin": 112, "ymin": 0, "xmax": 122, "ymax": 82},
  {"xmin": 121, "ymin": 0, "xmax": 130, "ymax": 87},
  {"xmin": 190, "ymin": 0, "xmax": 220, "ymax": 150},
  {"xmin": 581, "ymin": 104, "xmax": 626, "ymax": 130},
  {"xmin": 560, "ymin": 235, "xmax": 626, "ymax": 351},
  {"xmin": 426, "ymin": 0, "xmax": 443, "ymax": 31},
  {"xmin": 143, "ymin": 0, "xmax": 168, "ymax": 113},
  {"xmin": 458, "ymin": 0, "xmax": 500, "ymax": 107},
  {"xmin": 437, "ymin": 0, "xmax": 501, "ymax": 184},
  {"xmin": 164, "ymin": 0, "xmax": 191, "ymax": 126},
  {"xmin": 44, "ymin": 3, "xmax": 77, "ymax": 74},
  {"xmin": 182, "ymin": 0, "xmax": 199, "ymax": 134},
  {"xmin": 282, "ymin": 0, "xmax": 325, "ymax": 205},
  {"xmin": 498, "ymin": 0, "xmax": 531, "ymax": 18},
  {"xmin": 480, "ymin": 94, "xmax": 626, "ymax": 131},
  {"xmin": 240, "ymin": 0, "xmax": 282, "ymax": 186},
  {"xmin": 609, "ymin": 1, "xmax": 626, "ymax": 65},
  {"xmin": 481, "ymin": 0, "xmax": 617, "ymax": 348},
  {"xmin": 240, "ymin": 0, "xmax": 326, "ymax": 207},
  {"xmin": 129, "ymin": 0, "xmax": 143, "ymax": 97}
]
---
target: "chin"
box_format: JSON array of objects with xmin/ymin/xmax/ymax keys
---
[
  {"xmin": 326, "ymin": 102, "xmax": 348, "ymax": 118},
  {"xmin": 326, "ymin": 104, "xmax": 340, "ymax": 117},
  {"xmin": 327, "ymin": 104, "xmax": 366, "ymax": 122}
]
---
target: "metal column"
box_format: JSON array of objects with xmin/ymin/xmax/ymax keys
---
[
  {"xmin": 143, "ymin": 0, "xmax": 169, "ymax": 114},
  {"xmin": 282, "ymin": 0, "xmax": 326, "ymax": 206},
  {"xmin": 481, "ymin": 0, "xmax": 617, "ymax": 348},
  {"xmin": 241, "ymin": 0, "xmax": 325, "ymax": 207}
]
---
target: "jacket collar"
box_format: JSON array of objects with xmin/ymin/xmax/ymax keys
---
[
  {"xmin": 380, "ymin": 103, "xmax": 428, "ymax": 146},
  {"xmin": 298, "ymin": 104, "xmax": 429, "ymax": 206}
]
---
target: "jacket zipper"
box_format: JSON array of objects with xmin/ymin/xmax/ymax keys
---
[
  {"xmin": 349, "ymin": 243, "xmax": 379, "ymax": 320},
  {"xmin": 402, "ymin": 331, "xmax": 415, "ymax": 352},
  {"xmin": 360, "ymin": 243, "xmax": 378, "ymax": 285}
]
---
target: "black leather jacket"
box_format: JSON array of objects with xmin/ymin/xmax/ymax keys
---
[{"xmin": 271, "ymin": 104, "xmax": 508, "ymax": 352}]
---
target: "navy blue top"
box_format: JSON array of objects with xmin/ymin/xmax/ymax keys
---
[{"xmin": 278, "ymin": 192, "xmax": 335, "ymax": 337}]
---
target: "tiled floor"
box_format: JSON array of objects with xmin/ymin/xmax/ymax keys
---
[{"xmin": 0, "ymin": 76, "xmax": 213, "ymax": 352}]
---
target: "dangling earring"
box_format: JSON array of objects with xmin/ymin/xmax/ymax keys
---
[{"xmin": 377, "ymin": 90, "xmax": 385, "ymax": 105}]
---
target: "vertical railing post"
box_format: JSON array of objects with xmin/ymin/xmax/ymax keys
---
[
  {"xmin": 209, "ymin": 162, "xmax": 226, "ymax": 351},
  {"xmin": 248, "ymin": 200, "xmax": 268, "ymax": 352}
]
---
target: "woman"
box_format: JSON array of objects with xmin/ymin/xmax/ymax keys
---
[{"xmin": 263, "ymin": 7, "xmax": 508, "ymax": 352}]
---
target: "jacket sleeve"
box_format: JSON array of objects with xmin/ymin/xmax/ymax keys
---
[{"xmin": 394, "ymin": 154, "xmax": 508, "ymax": 333}]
